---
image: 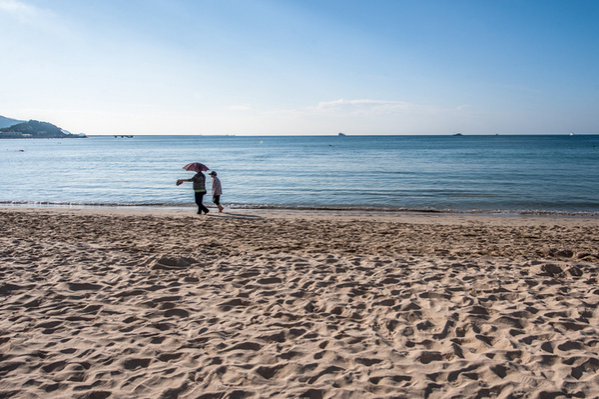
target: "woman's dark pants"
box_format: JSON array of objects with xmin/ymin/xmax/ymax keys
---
[{"xmin": 195, "ymin": 191, "xmax": 209, "ymax": 214}]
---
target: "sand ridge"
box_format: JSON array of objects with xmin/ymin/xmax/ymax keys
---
[{"xmin": 1, "ymin": 208, "xmax": 599, "ymax": 398}]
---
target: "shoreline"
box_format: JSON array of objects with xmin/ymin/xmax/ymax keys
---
[
  {"xmin": 2, "ymin": 204, "xmax": 599, "ymax": 225},
  {"xmin": 3, "ymin": 206, "xmax": 599, "ymax": 257},
  {"xmin": 2, "ymin": 207, "xmax": 599, "ymax": 397}
]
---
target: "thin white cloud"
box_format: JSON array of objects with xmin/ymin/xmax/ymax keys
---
[
  {"xmin": 272, "ymin": 99, "xmax": 467, "ymax": 117},
  {"xmin": 0, "ymin": 0, "xmax": 30, "ymax": 11},
  {"xmin": 258, "ymin": 99, "xmax": 474, "ymax": 135},
  {"xmin": 313, "ymin": 99, "xmax": 425, "ymax": 115},
  {"xmin": 0, "ymin": 0, "xmax": 63, "ymax": 31},
  {"xmin": 0, "ymin": 0, "xmax": 39, "ymax": 19},
  {"xmin": 229, "ymin": 105, "xmax": 251, "ymax": 111}
]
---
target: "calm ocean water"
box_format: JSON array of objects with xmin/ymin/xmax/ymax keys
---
[{"xmin": 1, "ymin": 135, "xmax": 598, "ymax": 215}]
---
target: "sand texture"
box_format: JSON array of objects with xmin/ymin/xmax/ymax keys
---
[{"xmin": 1, "ymin": 208, "xmax": 599, "ymax": 398}]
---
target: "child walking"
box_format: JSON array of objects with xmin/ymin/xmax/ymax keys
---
[{"xmin": 209, "ymin": 171, "xmax": 224, "ymax": 212}]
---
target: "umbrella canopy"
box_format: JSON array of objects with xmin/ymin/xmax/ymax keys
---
[{"xmin": 183, "ymin": 162, "xmax": 209, "ymax": 172}]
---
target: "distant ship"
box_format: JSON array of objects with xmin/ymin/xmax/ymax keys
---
[
  {"xmin": 338, "ymin": 132, "xmax": 346, "ymax": 136},
  {"xmin": 114, "ymin": 135, "xmax": 134, "ymax": 138}
]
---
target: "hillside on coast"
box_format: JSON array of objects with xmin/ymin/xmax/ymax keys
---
[
  {"xmin": 0, "ymin": 115, "xmax": 25, "ymax": 129},
  {"xmin": 0, "ymin": 119, "xmax": 86, "ymax": 139}
]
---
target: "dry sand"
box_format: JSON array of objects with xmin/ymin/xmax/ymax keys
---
[{"xmin": 1, "ymin": 207, "xmax": 599, "ymax": 398}]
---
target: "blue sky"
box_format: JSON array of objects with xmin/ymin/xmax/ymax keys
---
[{"xmin": 1, "ymin": 0, "xmax": 598, "ymax": 135}]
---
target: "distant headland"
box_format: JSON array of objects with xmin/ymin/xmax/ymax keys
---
[{"xmin": 0, "ymin": 117, "xmax": 86, "ymax": 139}]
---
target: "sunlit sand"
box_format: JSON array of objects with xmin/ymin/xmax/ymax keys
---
[{"xmin": 1, "ymin": 207, "xmax": 599, "ymax": 398}]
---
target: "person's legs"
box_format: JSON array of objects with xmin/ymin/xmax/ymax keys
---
[
  {"xmin": 194, "ymin": 191, "xmax": 209, "ymax": 214},
  {"xmin": 213, "ymin": 195, "xmax": 224, "ymax": 212}
]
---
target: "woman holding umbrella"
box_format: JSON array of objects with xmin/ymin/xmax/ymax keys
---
[{"xmin": 177, "ymin": 162, "xmax": 210, "ymax": 215}]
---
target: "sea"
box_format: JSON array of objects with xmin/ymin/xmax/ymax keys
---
[{"xmin": 1, "ymin": 134, "xmax": 598, "ymax": 216}]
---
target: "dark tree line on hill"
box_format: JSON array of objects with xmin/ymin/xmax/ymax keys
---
[{"xmin": 0, "ymin": 120, "xmax": 85, "ymax": 138}]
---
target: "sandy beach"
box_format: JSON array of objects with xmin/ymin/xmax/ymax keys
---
[{"xmin": 1, "ymin": 207, "xmax": 599, "ymax": 398}]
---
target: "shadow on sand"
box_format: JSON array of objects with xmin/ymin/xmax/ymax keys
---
[{"xmin": 208, "ymin": 212, "xmax": 264, "ymax": 220}]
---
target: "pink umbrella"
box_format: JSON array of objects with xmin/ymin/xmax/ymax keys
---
[{"xmin": 183, "ymin": 162, "xmax": 209, "ymax": 172}]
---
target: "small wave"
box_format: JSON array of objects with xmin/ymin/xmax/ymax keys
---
[{"xmin": 230, "ymin": 204, "xmax": 599, "ymax": 217}]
